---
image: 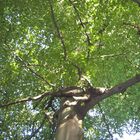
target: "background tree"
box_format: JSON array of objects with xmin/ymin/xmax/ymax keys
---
[{"xmin": 0, "ymin": 0, "xmax": 140, "ymax": 139}]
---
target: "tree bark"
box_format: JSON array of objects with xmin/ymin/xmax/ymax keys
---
[{"xmin": 55, "ymin": 99, "xmax": 84, "ymax": 140}]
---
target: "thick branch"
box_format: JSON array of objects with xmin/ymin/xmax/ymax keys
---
[
  {"xmin": 131, "ymin": 0, "xmax": 140, "ymax": 6},
  {"xmin": 0, "ymin": 91, "xmax": 52, "ymax": 108},
  {"xmin": 1, "ymin": 74, "xmax": 140, "ymax": 111},
  {"xmin": 100, "ymin": 74, "xmax": 140, "ymax": 100},
  {"xmin": 0, "ymin": 87, "xmax": 85, "ymax": 108},
  {"xmin": 82, "ymin": 74, "xmax": 140, "ymax": 114}
]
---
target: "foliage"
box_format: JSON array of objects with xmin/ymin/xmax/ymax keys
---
[{"xmin": 0, "ymin": 0, "xmax": 140, "ymax": 139}]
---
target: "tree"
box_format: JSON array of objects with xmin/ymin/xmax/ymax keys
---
[{"xmin": 0, "ymin": 0, "xmax": 140, "ymax": 139}]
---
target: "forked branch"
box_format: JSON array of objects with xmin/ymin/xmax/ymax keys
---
[{"xmin": 0, "ymin": 74, "xmax": 140, "ymax": 109}]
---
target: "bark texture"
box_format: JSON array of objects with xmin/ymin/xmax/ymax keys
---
[{"xmin": 55, "ymin": 99, "xmax": 83, "ymax": 140}]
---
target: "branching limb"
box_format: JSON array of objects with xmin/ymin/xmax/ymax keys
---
[
  {"xmin": 102, "ymin": 74, "xmax": 140, "ymax": 99},
  {"xmin": 69, "ymin": 0, "xmax": 91, "ymax": 46},
  {"xmin": 1, "ymin": 74, "xmax": 140, "ymax": 113},
  {"xmin": 88, "ymin": 74, "xmax": 140, "ymax": 101},
  {"xmin": 48, "ymin": 0, "xmax": 67, "ymax": 60},
  {"xmin": 69, "ymin": 0, "xmax": 92, "ymax": 60},
  {"xmin": 0, "ymin": 91, "xmax": 52, "ymax": 108},
  {"xmin": 0, "ymin": 86, "xmax": 85, "ymax": 108}
]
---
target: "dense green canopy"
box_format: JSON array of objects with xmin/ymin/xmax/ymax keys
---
[{"xmin": 0, "ymin": 0, "xmax": 140, "ymax": 139}]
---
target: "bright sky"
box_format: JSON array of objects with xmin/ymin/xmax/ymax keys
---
[{"xmin": 114, "ymin": 132, "xmax": 140, "ymax": 140}]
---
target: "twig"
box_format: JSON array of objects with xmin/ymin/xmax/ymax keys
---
[
  {"xmin": 15, "ymin": 55, "xmax": 55, "ymax": 87},
  {"xmin": 69, "ymin": 0, "xmax": 91, "ymax": 46},
  {"xmin": 25, "ymin": 117, "xmax": 46, "ymax": 140},
  {"xmin": 3, "ymin": 29, "xmax": 54, "ymax": 88},
  {"xmin": 69, "ymin": 0, "xmax": 92, "ymax": 60},
  {"xmin": 71, "ymin": 63, "xmax": 82, "ymax": 80},
  {"xmin": 98, "ymin": 103, "xmax": 113, "ymax": 140}
]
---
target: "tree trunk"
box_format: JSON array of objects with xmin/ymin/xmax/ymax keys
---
[{"xmin": 55, "ymin": 100, "xmax": 84, "ymax": 140}]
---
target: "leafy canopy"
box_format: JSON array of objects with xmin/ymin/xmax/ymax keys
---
[{"xmin": 0, "ymin": 0, "xmax": 140, "ymax": 139}]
